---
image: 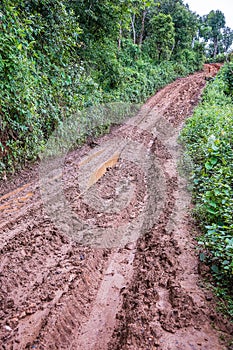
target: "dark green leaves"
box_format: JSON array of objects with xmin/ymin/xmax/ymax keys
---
[{"xmin": 181, "ymin": 64, "xmax": 233, "ymax": 283}]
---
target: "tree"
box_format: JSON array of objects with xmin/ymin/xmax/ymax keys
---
[
  {"xmin": 146, "ymin": 13, "xmax": 175, "ymax": 61},
  {"xmin": 148, "ymin": 0, "xmax": 198, "ymax": 60},
  {"xmin": 126, "ymin": 0, "xmax": 154, "ymax": 46},
  {"xmin": 172, "ymin": 3, "xmax": 198, "ymax": 54},
  {"xmin": 222, "ymin": 27, "xmax": 233, "ymax": 53},
  {"xmin": 69, "ymin": 0, "xmax": 123, "ymax": 40},
  {"xmin": 201, "ymin": 10, "xmax": 226, "ymax": 58}
]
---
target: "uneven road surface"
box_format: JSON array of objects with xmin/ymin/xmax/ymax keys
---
[{"xmin": 0, "ymin": 64, "xmax": 232, "ymax": 350}]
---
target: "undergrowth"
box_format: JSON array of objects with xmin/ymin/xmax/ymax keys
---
[
  {"xmin": 181, "ymin": 62, "xmax": 233, "ymax": 318},
  {"xmin": 0, "ymin": 1, "xmax": 204, "ymax": 177}
]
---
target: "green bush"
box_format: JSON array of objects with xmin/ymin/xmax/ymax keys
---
[
  {"xmin": 222, "ymin": 62, "xmax": 233, "ymax": 96},
  {"xmin": 205, "ymin": 53, "xmax": 226, "ymax": 63},
  {"xmin": 181, "ymin": 64, "xmax": 233, "ymax": 282},
  {"xmin": 0, "ymin": 1, "xmax": 102, "ymax": 174}
]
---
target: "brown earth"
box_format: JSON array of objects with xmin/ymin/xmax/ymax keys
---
[{"xmin": 0, "ymin": 64, "xmax": 232, "ymax": 350}]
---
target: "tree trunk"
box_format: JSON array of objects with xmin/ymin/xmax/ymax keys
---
[
  {"xmin": 131, "ymin": 14, "xmax": 136, "ymax": 45},
  {"xmin": 213, "ymin": 37, "xmax": 218, "ymax": 58},
  {"xmin": 139, "ymin": 9, "xmax": 147, "ymax": 46},
  {"xmin": 118, "ymin": 21, "xmax": 122, "ymax": 50},
  {"xmin": 171, "ymin": 41, "xmax": 176, "ymax": 56}
]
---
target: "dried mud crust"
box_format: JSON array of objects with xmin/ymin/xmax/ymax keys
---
[{"xmin": 0, "ymin": 64, "xmax": 232, "ymax": 350}]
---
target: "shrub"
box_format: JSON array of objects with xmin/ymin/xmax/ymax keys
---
[{"xmin": 181, "ymin": 64, "xmax": 233, "ymax": 282}]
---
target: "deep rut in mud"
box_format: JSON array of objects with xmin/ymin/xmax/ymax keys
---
[{"xmin": 0, "ymin": 64, "xmax": 232, "ymax": 350}]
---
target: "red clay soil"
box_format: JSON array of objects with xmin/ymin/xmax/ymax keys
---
[{"xmin": 0, "ymin": 64, "xmax": 232, "ymax": 350}]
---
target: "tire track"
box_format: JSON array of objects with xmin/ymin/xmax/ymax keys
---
[{"xmin": 1, "ymin": 65, "xmax": 231, "ymax": 350}]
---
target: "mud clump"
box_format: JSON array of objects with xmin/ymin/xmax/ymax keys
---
[{"xmin": 1, "ymin": 64, "xmax": 232, "ymax": 350}]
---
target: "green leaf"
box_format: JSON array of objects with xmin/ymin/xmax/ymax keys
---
[
  {"xmin": 205, "ymin": 161, "xmax": 213, "ymax": 170},
  {"xmin": 210, "ymin": 157, "xmax": 218, "ymax": 165},
  {"xmin": 200, "ymin": 252, "xmax": 206, "ymax": 262},
  {"xmin": 211, "ymin": 265, "xmax": 219, "ymax": 273},
  {"xmin": 206, "ymin": 208, "xmax": 217, "ymax": 214}
]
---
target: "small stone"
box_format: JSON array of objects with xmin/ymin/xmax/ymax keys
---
[
  {"xmin": 29, "ymin": 303, "xmax": 36, "ymax": 308},
  {"xmin": 205, "ymin": 294, "xmax": 212, "ymax": 301},
  {"xmin": 120, "ymin": 286, "xmax": 126, "ymax": 293},
  {"xmin": 20, "ymin": 311, "xmax": 26, "ymax": 319},
  {"xmin": 4, "ymin": 325, "xmax": 12, "ymax": 331},
  {"xmin": 125, "ymin": 242, "xmax": 135, "ymax": 250},
  {"xmin": 26, "ymin": 309, "xmax": 34, "ymax": 315},
  {"xmin": 21, "ymin": 249, "xmax": 26, "ymax": 257}
]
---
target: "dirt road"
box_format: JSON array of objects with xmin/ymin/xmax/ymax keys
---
[{"xmin": 0, "ymin": 64, "xmax": 232, "ymax": 350}]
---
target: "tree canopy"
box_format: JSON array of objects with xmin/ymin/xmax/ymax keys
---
[{"xmin": 200, "ymin": 10, "xmax": 233, "ymax": 58}]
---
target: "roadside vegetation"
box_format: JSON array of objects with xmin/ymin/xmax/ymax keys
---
[
  {"xmin": 0, "ymin": 0, "xmax": 233, "ymax": 319},
  {"xmin": 181, "ymin": 63, "xmax": 233, "ymax": 318},
  {"xmin": 1, "ymin": 0, "xmax": 232, "ymax": 176}
]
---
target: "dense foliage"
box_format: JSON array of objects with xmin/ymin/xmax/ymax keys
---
[
  {"xmin": 0, "ymin": 0, "xmax": 103, "ymax": 174},
  {"xmin": 0, "ymin": 1, "xmax": 232, "ymax": 176},
  {"xmin": 181, "ymin": 64, "xmax": 233, "ymax": 288},
  {"xmin": 0, "ymin": 0, "xmax": 206, "ymax": 176}
]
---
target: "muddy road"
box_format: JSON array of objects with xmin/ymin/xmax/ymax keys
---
[{"xmin": 0, "ymin": 64, "xmax": 232, "ymax": 349}]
